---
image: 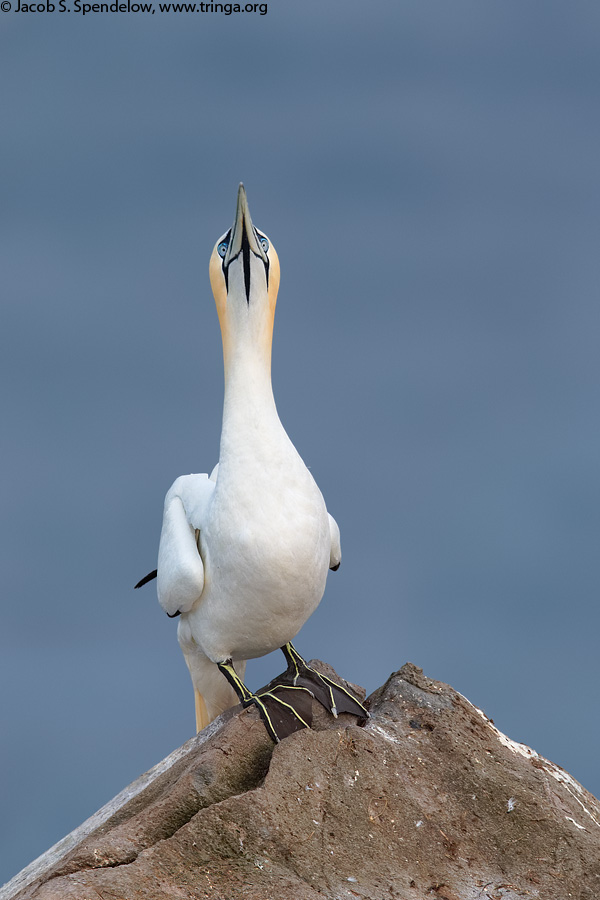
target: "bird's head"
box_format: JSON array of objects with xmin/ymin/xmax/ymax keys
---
[{"xmin": 209, "ymin": 184, "xmax": 280, "ymax": 368}]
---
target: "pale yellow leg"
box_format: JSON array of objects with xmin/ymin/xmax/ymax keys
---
[{"xmin": 194, "ymin": 688, "xmax": 210, "ymax": 733}]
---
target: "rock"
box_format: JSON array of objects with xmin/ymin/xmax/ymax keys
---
[{"xmin": 3, "ymin": 662, "xmax": 600, "ymax": 900}]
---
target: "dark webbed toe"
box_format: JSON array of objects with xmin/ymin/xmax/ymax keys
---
[
  {"xmin": 253, "ymin": 685, "xmax": 314, "ymax": 741},
  {"xmin": 217, "ymin": 646, "xmax": 367, "ymax": 744},
  {"xmin": 218, "ymin": 659, "xmax": 315, "ymax": 742},
  {"xmin": 280, "ymin": 643, "xmax": 369, "ymax": 721}
]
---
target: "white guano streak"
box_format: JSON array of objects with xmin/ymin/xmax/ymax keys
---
[{"xmin": 462, "ymin": 695, "xmax": 600, "ymax": 831}]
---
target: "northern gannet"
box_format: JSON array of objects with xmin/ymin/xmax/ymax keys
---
[{"xmin": 136, "ymin": 184, "xmax": 367, "ymax": 741}]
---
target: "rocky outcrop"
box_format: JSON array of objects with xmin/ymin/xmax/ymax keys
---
[{"xmin": 3, "ymin": 662, "xmax": 600, "ymax": 900}]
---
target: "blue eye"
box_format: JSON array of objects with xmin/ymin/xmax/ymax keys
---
[
  {"xmin": 259, "ymin": 237, "xmax": 269, "ymax": 253},
  {"xmin": 217, "ymin": 241, "xmax": 228, "ymax": 258}
]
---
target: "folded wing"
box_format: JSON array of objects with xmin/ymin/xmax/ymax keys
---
[
  {"xmin": 328, "ymin": 513, "xmax": 341, "ymax": 571},
  {"xmin": 157, "ymin": 473, "xmax": 215, "ymax": 617}
]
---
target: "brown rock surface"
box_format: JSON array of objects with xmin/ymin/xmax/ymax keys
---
[{"xmin": 3, "ymin": 662, "xmax": 600, "ymax": 900}]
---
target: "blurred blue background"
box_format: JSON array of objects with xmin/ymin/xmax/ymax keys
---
[{"xmin": 2, "ymin": 0, "xmax": 600, "ymax": 885}]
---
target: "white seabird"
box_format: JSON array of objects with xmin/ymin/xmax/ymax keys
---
[{"xmin": 136, "ymin": 184, "xmax": 366, "ymax": 741}]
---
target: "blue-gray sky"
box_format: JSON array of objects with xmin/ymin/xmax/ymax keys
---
[{"xmin": 2, "ymin": 1, "xmax": 600, "ymax": 884}]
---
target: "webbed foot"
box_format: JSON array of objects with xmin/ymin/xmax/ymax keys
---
[
  {"xmin": 217, "ymin": 660, "xmax": 314, "ymax": 742},
  {"xmin": 281, "ymin": 643, "xmax": 369, "ymax": 721},
  {"xmin": 218, "ymin": 646, "xmax": 368, "ymax": 743}
]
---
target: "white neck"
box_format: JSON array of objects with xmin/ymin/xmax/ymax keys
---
[{"xmin": 219, "ymin": 331, "xmax": 286, "ymax": 470}]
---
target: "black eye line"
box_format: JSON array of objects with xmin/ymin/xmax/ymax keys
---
[
  {"xmin": 254, "ymin": 227, "xmax": 270, "ymax": 289},
  {"xmin": 220, "ymin": 228, "xmax": 231, "ymax": 290},
  {"xmin": 220, "ymin": 225, "xmax": 270, "ymax": 297}
]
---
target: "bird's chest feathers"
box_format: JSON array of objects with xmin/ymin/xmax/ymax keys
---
[
  {"xmin": 206, "ymin": 457, "xmax": 328, "ymax": 587},
  {"xmin": 210, "ymin": 374, "xmax": 330, "ymax": 591}
]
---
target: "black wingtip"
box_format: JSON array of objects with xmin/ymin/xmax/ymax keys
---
[
  {"xmin": 330, "ymin": 562, "xmax": 340, "ymax": 571},
  {"xmin": 134, "ymin": 569, "xmax": 157, "ymax": 589}
]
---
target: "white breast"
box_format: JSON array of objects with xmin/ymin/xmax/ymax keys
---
[{"xmin": 186, "ymin": 425, "xmax": 331, "ymax": 663}]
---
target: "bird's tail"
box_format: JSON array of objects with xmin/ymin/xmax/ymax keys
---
[
  {"xmin": 189, "ymin": 656, "xmax": 248, "ymax": 733},
  {"xmin": 194, "ymin": 688, "xmax": 211, "ymax": 732}
]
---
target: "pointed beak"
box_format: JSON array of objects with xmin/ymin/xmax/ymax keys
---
[{"xmin": 224, "ymin": 183, "xmax": 268, "ymax": 268}]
